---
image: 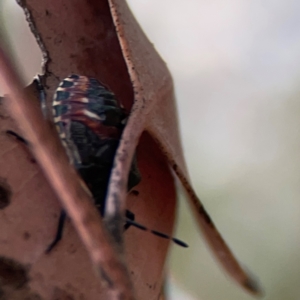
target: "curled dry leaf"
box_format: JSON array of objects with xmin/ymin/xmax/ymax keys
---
[
  {"xmin": 0, "ymin": 0, "xmax": 262, "ymax": 299},
  {"xmin": 108, "ymin": 0, "xmax": 262, "ymax": 296},
  {"xmin": 0, "ymin": 0, "xmax": 177, "ymax": 299}
]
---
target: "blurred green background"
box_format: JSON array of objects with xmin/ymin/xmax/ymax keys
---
[{"xmin": 2, "ymin": 1, "xmax": 300, "ymax": 299}]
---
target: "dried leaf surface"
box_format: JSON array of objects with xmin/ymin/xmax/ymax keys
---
[
  {"xmin": 0, "ymin": 0, "xmax": 178, "ymax": 299},
  {"xmin": 0, "ymin": 0, "xmax": 261, "ymax": 299},
  {"xmin": 108, "ymin": 0, "xmax": 261, "ymax": 295}
]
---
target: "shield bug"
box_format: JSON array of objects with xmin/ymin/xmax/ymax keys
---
[{"xmin": 46, "ymin": 74, "xmax": 187, "ymax": 250}]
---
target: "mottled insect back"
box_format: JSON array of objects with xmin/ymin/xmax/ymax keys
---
[
  {"xmin": 49, "ymin": 74, "xmax": 187, "ymax": 249},
  {"xmin": 52, "ymin": 75, "xmax": 140, "ymax": 211}
]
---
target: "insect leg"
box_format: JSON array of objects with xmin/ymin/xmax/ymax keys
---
[
  {"xmin": 45, "ymin": 210, "xmax": 67, "ymax": 253},
  {"xmin": 124, "ymin": 210, "xmax": 135, "ymax": 230}
]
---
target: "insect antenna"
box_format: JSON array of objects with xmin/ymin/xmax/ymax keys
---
[{"xmin": 125, "ymin": 219, "xmax": 188, "ymax": 248}]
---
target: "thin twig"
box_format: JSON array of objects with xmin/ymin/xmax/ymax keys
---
[{"xmin": 0, "ymin": 46, "xmax": 135, "ymax": 300}]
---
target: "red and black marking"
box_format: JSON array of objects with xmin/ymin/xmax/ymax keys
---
[
  {"xmin": 52, "ymin": 74, "xmax": 140, "ymax": 215},
  {"xmin": 51, "ymin": 75, "xmax": 187, "ymax": 249}
]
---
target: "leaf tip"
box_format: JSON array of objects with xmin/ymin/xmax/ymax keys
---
[{"xmin": 242, "ymin": 273, "xmax": 264, "ymax": 297}]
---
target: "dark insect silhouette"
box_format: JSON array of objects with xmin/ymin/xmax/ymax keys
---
[{"xmin": 7, "ymin": 74, "xmax": 188, "ymax": 251}]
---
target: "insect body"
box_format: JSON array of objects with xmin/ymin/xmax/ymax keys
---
[
  {"xmin": 7, "ymin": 74, "xmax": 187, "ymax": 250},
  {"xmin": 52, "ymin": 74, "xmax": 140, "ymax": 215}
]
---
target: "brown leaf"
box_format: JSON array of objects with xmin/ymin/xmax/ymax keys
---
[
  {"xmin": 108, "ymin": 0, "xmax": 262, "ymax": 296},
  {"xmin": 0, "ymin": 0, "xmax": 177, "ymax": 299},
  {"xmin": 0, "ymin": 0, "xmax": 262, "ymax": 299},
  {"xmin": 0, "ymin": 47, "xmax": 137, "ymax": 299}
]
